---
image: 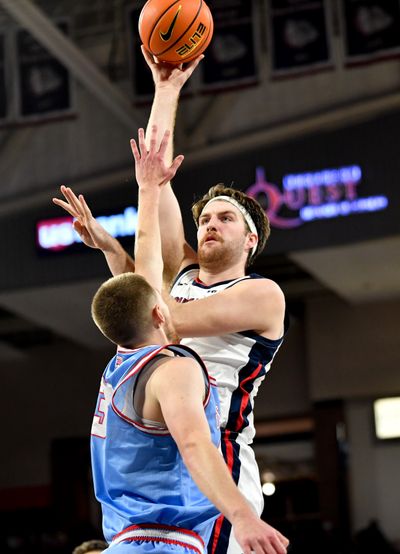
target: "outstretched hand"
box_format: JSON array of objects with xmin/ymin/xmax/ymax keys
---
[
  {"xmin": 234, "ymin": 513, "xmax": 289, "ymax": 554},
  {"xmin": 130, "ymin": 125, "xmax": 184, "ymax": 191},
  {"xmin": 141, "ymin": 45, "xmax": 203, "ymax": 92},
  {"xmin": 52, "ymin": 186, "xmax": 112, "ymax": 251}
]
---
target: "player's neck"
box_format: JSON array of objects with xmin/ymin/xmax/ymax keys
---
[
  {"xmin": 198, "ymin": 260, "xmax": 246, "ymax": 286},
  {"xmin": 134, "ymin": 328, "xmax": 169, "ymax": 349}
]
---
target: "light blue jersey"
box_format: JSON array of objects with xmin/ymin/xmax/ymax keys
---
[{"xmin": 91, "ymin": 343, "xmax": 221, "ymax": 553}]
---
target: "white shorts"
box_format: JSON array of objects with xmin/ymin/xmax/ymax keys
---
[{"xmin": 208, "ymin": 432, "xmax": 263, "ymax": 554}]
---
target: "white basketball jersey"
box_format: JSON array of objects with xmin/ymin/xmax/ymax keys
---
[
  {"xmin": 170, "ymin": 265, "xmax": 285, "ymax": 445},
  {"xmin": 170, "ymin": 265, "xmax": 287, "ymax": 553}
]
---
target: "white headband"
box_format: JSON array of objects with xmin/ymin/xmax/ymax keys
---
[{"xmin": 200, "ymin": 195, "xmax": 258, "ymax": 257}]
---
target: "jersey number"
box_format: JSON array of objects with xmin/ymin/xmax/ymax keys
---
[{"xmin": 91, "ymin": 380, "xmax": 113, "ymax": 439}]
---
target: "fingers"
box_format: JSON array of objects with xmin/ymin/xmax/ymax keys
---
[
  {"xmin": 158, "ymin": 128, "xmax": 171, "ymax": 158},
  {"xmin": 138, "ymin": 127, "xmax": 147, "ymax": 157},
  {"xmin": 259, "ymin": 539, "xmax": 275, "ymax": 554},
  {"xmin": 183, "ymin": 54, "xmax": 204, "ymax": 78},
  {"xmin": 134, "ymin": 125, "xmax": 170, "ymax": 159},
  {"xmin": 277, "ymin": 531, "xmax": 289, "ymax": 548},
  {"xmin": 53, "ymin": 185, "xmax": 81, "ymax": 217},
  {"xmin": 61, "ymin": 186, "xmax": 85, "ymax": 218},
  {"xmin": 161, "ymin": 154, "xmax": 184, "ymax": 185},
  {"xmin": 169, "ymin": 154, "xmax": 184, "ymax": 176},
  {"xmin": 78, "ymin": 194, "xmax": 94, "ymax": 220},
  {"xmin": 52, "ymin": 197, "xmax": 77, "ymax": 218},
  {"xmin": 267, "ymin": 533, "xmax": 289, "ymax": 554},
  {"xmin": 141, "ymin": 45, "xmax": 156, "ymax": 67},
  {"xmin": 130, "ymin": 138, "xmax": 140, "ymax": 164},
  {"xmin": 149, "ymin": 124, "xmax": 157, "ymax": 155},
  {"xmin": 73, "ymin": 220, "xmax": 85, "ymax": 236},
  {"xmin": 269, "ymin": 535, "xmax": 286, "ymax": 554},
  {"xmin": 243, "ymin": 532, "xmax": 288, "ymax": 554}
]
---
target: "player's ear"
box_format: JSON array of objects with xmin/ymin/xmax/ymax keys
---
[
  {"xmin": 246, "ymin": 232, "xmax": 258, "ymax": 252},
  {"xmin": 152, "ymin": 304, "xmax": 166, "ymax": 328}
]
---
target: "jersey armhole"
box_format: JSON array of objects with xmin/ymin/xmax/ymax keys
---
[
  {"xmin": 170, "ymin": 263, "xmax": 200, "ymax": 289},
  {"xmin": 132, "ymin": 354, "xmax": 173, "ymax": 426}
]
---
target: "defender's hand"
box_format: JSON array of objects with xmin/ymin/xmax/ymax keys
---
[
  {"xmin": 130, "ymin": 125, "xmax": 184, "ymax": 191},
  {"xmin": 233, "ymin": 513, "xmax": 289, "ymax": 554},
  {"xmin": 52, "ymin": 186, "xmax": 113, "ymax": 251}
]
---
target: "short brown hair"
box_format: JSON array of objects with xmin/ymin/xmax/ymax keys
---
[
  {"xmin": 72, "ymin": 539, "xmax": 108, "ymax": 554},
  {"xmin": 91, "ymin": 273, "xmax": 156, "ymax": 348},
  {"xmin": 192, "ymin": 184, "xmax": 270, "ymax": 266}
]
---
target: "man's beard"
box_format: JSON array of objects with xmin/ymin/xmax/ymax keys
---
[{"xmin": 198, "ymin": 237, "xmax": 245, "ymax": 271}]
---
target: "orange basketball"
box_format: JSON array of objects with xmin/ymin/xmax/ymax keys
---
[{"xmin": 138, "ymin": 0, "xmax": 214, "ymax": 64}]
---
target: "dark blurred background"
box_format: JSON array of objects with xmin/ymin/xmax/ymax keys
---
[{"xmin": 0, "ymin": 0, "xmax": 399, "ymax": 552}]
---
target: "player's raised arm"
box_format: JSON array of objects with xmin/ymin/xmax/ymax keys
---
[
  {"xmin": 150, "ymin": 357, "xmax": 289, "ymax": 554},
  {"xmin": 130, "ymin": 125, "xmax": 184, "ymax": 291},
  {"xmin": 142, "ymin": 47, "xmax": 200, "ymax": 283},
  {"xmin": 52, "ymin": 186, "xmax": 135, "ymax": 275}
]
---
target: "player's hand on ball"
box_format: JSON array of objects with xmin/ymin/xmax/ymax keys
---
[{"xmin": 141, "ymin": 45, "xmax": 204, "ymax": 92}]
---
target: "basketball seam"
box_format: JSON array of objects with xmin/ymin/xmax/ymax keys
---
[
  {"xmin": 148, "ymin": 0, "xmax": 182, "ymax": 49},
  {"xmin": 181, "ymin": 5, "xmax": 213, "ymax": 63},
  {"xmin": 155, "ymin": 0, "xmax": 203, "ymax": 57}
]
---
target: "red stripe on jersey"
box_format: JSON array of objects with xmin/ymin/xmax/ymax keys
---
[
  {"xmin": 210, "ymin": 514, "xmax": 225, "ymax": 554},
  {"xmin": 235, "ymin": 363, "xmax": 262, "ymax": 432},
  {"xmin": 211, "ymin": 430, "xmax": 235, "ymax": 553},
  {"xmin": 224, "ymin": 429, "xmax": 234, "ymax": 470},
  {"xmin": 114, "ymin": 523, "xmax": 204, "ymax": 542}
]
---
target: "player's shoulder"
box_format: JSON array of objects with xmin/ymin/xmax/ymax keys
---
[
  {"xmin": 237, "ymin": 275, "xmax": 285, "ymax": 300},
  {"xmin": 171, "ymin": 264, "xmax": 199, "ymax": 288},
  {"xmin": 152, "ymin": 348, "xmax": 202, "ymax": 376},
  {"xmin": 150, "ymin": 354, "xmax": 205, "ymax": 395}
]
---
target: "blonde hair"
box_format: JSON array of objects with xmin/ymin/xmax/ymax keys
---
[
  {"xmin": 72, "ymin": 540, "xmax": 108, "ymax": 554},
  {"xmin": 91, "ymin": 273, "xmax": 156, "ymax": 348},
  {"xmin": 192, "ymin": 184, "xmax": 270, "ymax": 267}
]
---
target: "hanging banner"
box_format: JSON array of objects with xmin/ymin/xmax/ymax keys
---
[
  {"xmin": 269, "ymin": 0, "xmax": 332, "ymax": 77},
  {"xmin": 342, "ymin": 0, "xmax": 400, "ymax": 65},
  {"xmin": 200, "ymin": 0, "xmax": 259, "ymax": 91},
  {"xmin": 16, "ymin": 20, "xmax": 73, "ymax": 120}
]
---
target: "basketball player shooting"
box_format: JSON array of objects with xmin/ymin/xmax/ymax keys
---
[
  {"xmin": 80, "ymin": 125, "xmax": 289, "ymax": 554},
  {"xmin": 53, "ymin": 52, "xmax": 289, "ymax": 554}
]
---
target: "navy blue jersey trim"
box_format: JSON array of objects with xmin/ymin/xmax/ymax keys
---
[
  {"xmin": 208, "ymin": 434, "xmax": 241, "ymax": 553},
  {"xmin": 248, "ymin": 273, "xmax": 266, "ymax": 279},
  {"xmin": 225, "ymin": 337, "xmax": 281, "ymax": 434},
  {"xmin": 221, "ymin": 273, "xmax": 266, "ymax": 290},
  {"xmin": 165, "ymin": 344, "xmax": 211, "ymax": 404},
  {"xmin": 284, "ymin": 309, "xmax": 290, "ymax": 334},
  {"xmin": 240, "ymin": 307, "xmax": 289, "ymax": 343},
  {"xmin": 240, "ymin": 330, "xmax": 284, "ymax": 346},
  {"xmin": 193, "ymin": 277, "xmax": 243, "ymax": 289},
  {"xmin": 194, "ymin": 273, "xmax": 266, "ymax": 290},
  {"xmin": 171, "ymin": 264, "xmax": 199, "ymax": 289}
]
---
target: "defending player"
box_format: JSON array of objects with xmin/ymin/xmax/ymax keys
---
[
  {"xmin": 87, "ymin": 125, "xmax": 289, "ymax": 554},
  {"xmin": 53, "ymin": 53, "xmax": 288, "ymax": 554}
]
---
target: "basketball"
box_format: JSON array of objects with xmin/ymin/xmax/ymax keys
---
[{"xmin": 138, "ymin": 0, "xmax": 214, "ymax": 64}]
